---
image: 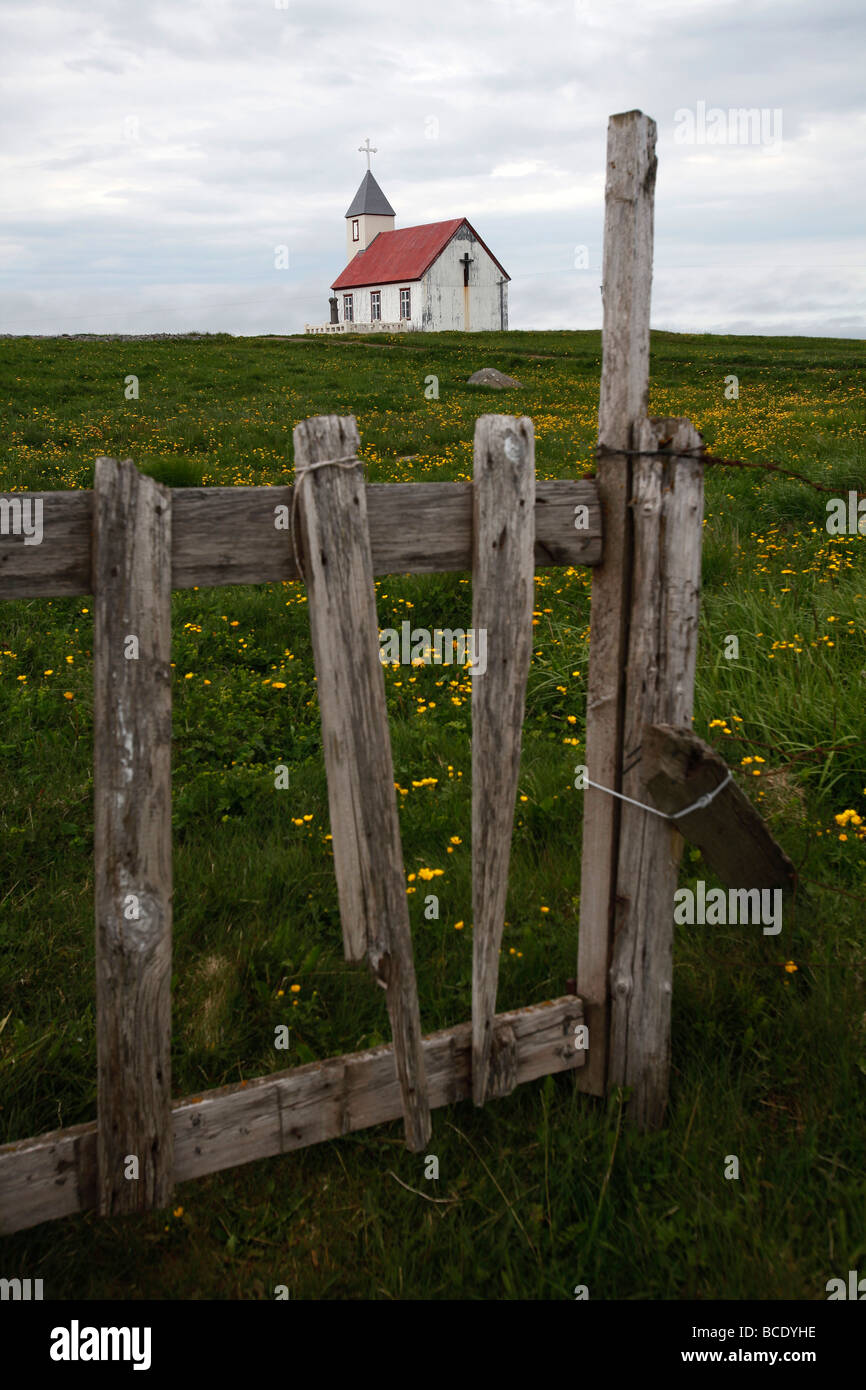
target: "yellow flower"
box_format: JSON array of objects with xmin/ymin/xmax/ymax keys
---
[
  {"xmin": 290, "ymin": 984, "xmax": 301, "ymax": 993},
  {"xmin": 173, "ymin": 1206, "xmax": 184, "ymax": 1218},
  {"xmin": 272, "ymin": 681, "xmax": 287, "ymax": 689},
  {"xmin": 63, "ymin": 692, "xmax": 74, "ymax": 700},
  {"xmin": 784, "ymin": 961, "xmax": 798, "ymax": 974},
  {"xmin": 454, "ymin": 921, "xmax": 464, "ymax": 930}
]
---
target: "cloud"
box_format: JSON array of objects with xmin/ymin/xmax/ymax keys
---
[{"xmin": 0, "ymin": 0, "xmax": 862, "ymax": 336}]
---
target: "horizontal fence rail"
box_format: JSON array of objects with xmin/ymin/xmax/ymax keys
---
[
  {"xmin": 0, "ymin": 997, "xmax": 584, "ymax": 1234},
  {"xmin": 0, "ymin": 478, "xmax": 601, "ymax": 598}
]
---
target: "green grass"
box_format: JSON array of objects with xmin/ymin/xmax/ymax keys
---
[{"xmin": 1, "ymin": 328, "xmax": 864, "ymax": 1300}]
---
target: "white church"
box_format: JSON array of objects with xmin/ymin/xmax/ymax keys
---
[{"xmin": 306, "ymin": 142, "xmax": 510, "ymax": 334}]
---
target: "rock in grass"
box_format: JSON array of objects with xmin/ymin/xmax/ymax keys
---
[{"xmin": 467, "ymin": 368, "xmax": 523, "ymax": 389}]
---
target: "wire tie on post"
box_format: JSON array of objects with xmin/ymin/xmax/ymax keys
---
[{"xmin": 585, "ymin": 769, "xmax": 733, "ymax": 821}]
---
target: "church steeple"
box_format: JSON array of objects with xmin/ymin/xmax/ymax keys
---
[
  {"xmin": 345, "ymin": 171, "xmax": 396, "ymax": 219},
  {"xmin": 345, "ymin": 142, "xmax": 395, "ymax": 260}
]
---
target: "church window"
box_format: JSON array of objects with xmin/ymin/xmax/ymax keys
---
[
  {"xmin": 352, "ymin": 219, "xmax": 359, "ymax": 242},
  {"xmin": 400, "ymin": 288, "xmax": 411, "ymax": 319},
  {"xmin": 370, "ymin": 291, "xmax": 381, "ymax": 320},
  {"xmin": 343, "ymin": 294, "xmax": 353, "ymax": 322}
]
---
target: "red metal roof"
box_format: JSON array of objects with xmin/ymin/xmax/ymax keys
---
[{"xmin": 331, "ymin": 218, "xmax": 509, "ymax": 289}]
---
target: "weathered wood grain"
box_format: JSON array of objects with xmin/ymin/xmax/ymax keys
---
[
  {"xmin": 292, "ymin": 415, "xmax": 431, "ymax": 1152},
  {"xmin": 641, "ymin": 723, "xmax": 797, "ymax": 892},
  {"xmin": 0, "ymin": 996, "xmax": 584, "ymax": 1234},
  {"xmin": 0, "ymin": 480, "xmax": 601, "ymax": 598},
  {"xmin": 92, "ymin": 457, "xmax": 174, "ymax": 1213},
  {"xmin": 0, "ymin": 490, "xmax": 92, "ymax": 596},
  {"xmin": 471, "ymin": 416, "xmax": 535, "ymax": 1106},
  {"xmin": 607, "ymin": 417, "xmax": 705, "ymax": 1130},
  {"xmin": 577, "ymin": 109, "xmax": 657, "ymax": 1097}
]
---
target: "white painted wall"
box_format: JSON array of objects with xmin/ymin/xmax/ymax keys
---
[
  {"xmin": 337, "ymin": 280, "xmax": 422, "ymax": 327},
  {"xmin": 421, "ymin": 227, "xmax": 508, "ymax": 331}
]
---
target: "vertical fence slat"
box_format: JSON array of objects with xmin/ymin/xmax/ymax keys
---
[
  {"xmin": 93, "ymin": 456, "xmax": 174, "ymax": 1213},
  {"xmin": 471, "ymin": 415, "xmax": 535, "ymax": 1105},
  {"xmin": 577, "ymin": 109, "xmax": 657, "ymax": 1097},
  {"xmin": 608, "ymin": 416, "xmax": 704, "ymax": 1127},
  {"xmin": 292, "ymin": 415, "xmax": 431, "ymax": 1152}
]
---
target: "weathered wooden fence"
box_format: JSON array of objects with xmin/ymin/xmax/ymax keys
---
[{"xmin": 0, "ymin": 110, "xmax": 793, "ymax": 1233}]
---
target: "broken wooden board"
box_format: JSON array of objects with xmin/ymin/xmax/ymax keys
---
[{"xmin": 641, "ymin": 722, "xmax": 797, "ymax": 893}]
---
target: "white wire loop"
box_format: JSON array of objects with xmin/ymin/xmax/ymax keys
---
[{"xmin": 585, "ymin": 769, "xmax": 733, "ymax": 821}]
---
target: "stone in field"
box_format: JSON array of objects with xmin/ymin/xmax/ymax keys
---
[{"xmin": 467, "ymin": 368, "xmax": 523, "ymax": 389}]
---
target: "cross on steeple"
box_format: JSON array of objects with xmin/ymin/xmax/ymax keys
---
[{"xmin": 358, "ymin": 137, "xmax": 377, "ymax": 170}]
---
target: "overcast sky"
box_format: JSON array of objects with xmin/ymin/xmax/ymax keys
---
[{"xmin": 2, "ymin": 0, "xmax": 864, "ymax": 337}]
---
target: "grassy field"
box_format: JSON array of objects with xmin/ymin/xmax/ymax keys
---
[{"xmin": 1, "ymin": 328, "xmax": 864, "ymax": 1300}]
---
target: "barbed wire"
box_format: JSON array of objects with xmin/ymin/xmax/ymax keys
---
[
  {"xmin": 707, "ymin": 733, "xmax": 861, "ymax": 765},
  {"xmin": 595, "ymin": 444, "xmax": 855, "ymax": 496},
  {"xmin": 795, "ymin": 876, "xmax": 864, "ymax": 904}
]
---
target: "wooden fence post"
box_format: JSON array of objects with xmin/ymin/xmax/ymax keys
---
[
  {"xmin": 607, "ymin": 417, "xmax": 704, "ymax": 1128},
  {"xmin": 577, "ymin": 110, "xmax": 657, "ymax": 1097},
  {"xmin": 93, "ymin": 457, "xmax": 174, "ymax": 1213},
  {"xmin": 292, "ymin": 415, "xmax": 431, "ymax": 1152},
  {"xmin": 471, "ymin": 415, "xmax": 535, "ymax": 1105}
]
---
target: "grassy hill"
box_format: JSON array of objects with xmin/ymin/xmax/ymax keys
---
[{"xmin": 1, "ymin": 328, "xmax": 864, "ymax": 1299}]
